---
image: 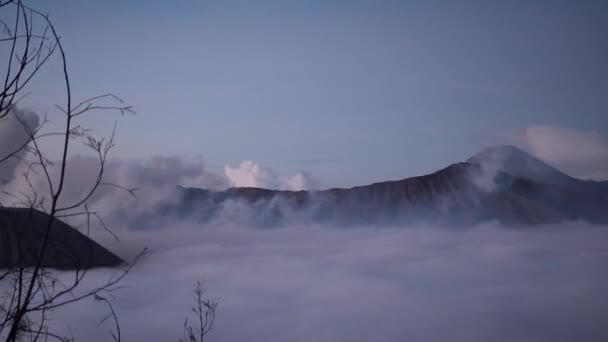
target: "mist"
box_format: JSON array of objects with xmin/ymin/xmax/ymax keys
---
[{"xmin": 45, "ymin": 220, "xmax": 608, "ymax": 342}]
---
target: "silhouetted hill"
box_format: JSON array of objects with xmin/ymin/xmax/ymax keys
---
[
  {"xmin": 0, "ymin": 208, "xmax": 123, "ymax": 269},
  {"xmin": 170, "ymin": 147, "xmax": 608, "ymax": 226}
]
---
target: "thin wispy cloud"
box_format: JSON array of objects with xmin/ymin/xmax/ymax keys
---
[{"xmin": 513, "ymin": 125, "xmax": 608, "ymax": 180}]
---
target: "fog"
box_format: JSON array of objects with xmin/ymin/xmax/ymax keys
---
[{"xmin": 47, "ymin": 221, "xmax": 608, "ymax": 342}]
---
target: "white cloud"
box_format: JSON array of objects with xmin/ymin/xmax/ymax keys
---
[
  {"xmin": 224, "ymin": 160, "xmax": 279, "ymax": 189},
  {"xmin": 224, "ymin": 160, "xmax": 319, "ymax": 190},
  {"xmin": 513, "ymin": 125, "xmax": 608, "ymax": 180},
  {"xmin": 283, "ymin": 171, "xmax": 319, "ymax": 191}
]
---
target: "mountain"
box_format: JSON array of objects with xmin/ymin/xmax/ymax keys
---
[
  {"xmin": 169, "ymin": 146, "xmax": 608, "ymax": 227},
  {"xmin": 468, "ymin": 146, "xmax": 578, "ymax": 187},
  {"xmin": 468, "ymin": 145, "xmax": 608, "ymax": 194},
  {"xmin": 0, "ymin": 208, "xmax": 123, "ymax": 269}
]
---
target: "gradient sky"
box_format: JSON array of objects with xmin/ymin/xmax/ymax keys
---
[{"xmin": 15, "ymin": 0, "xmax": 608, "ymax": 187}]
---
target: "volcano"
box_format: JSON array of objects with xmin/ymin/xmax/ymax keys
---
[{"xmin": 171, "ymin": 146, "xmax": 608, "ymax": 227}]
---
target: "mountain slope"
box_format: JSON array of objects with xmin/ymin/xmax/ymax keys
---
[
  {"xmin": 172, "ymin": 148, "xmax": 608, "ymax": 226},
  {"xmin": 468, "ymin": 145, "xmax": 607, "ymax": 193},
  {"xmin": 0, "ymin": 208, "xmax": 123, "ymax": 269}
]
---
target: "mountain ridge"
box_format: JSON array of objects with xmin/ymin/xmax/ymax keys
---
[{"xmin": 170, "ymin": 147, "xmax": 608, "ymax": 227}]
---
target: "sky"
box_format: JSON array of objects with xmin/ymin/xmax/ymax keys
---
[{"xmin": 10, "ymin": 0, "xmax": 608, "ymax": 187}]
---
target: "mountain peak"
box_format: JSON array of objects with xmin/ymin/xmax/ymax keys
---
[
  {"xmin": 467, "ymin": 145, "xmax": 579, "ymax": 188},
  {"xmin": 468, "ymin": 145, "xmax": 534, "ymax": 162}
]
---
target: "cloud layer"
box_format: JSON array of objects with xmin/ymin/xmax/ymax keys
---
[{"xmin": 49, "ymin": 222, "xmax": 608, "ymax": 342}]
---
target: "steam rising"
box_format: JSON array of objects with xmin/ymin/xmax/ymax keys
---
[{"xmin": 2, "ymin": 153, "xmax": 319, "ymax": 228}]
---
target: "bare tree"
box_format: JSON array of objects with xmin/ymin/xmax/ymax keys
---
[
  {"xmin": 0, "ymin": 1, "xmax": 142, "ymax": 341},
  {"xmin": 181, "ymin": 281, "xmax": 218, "ymax": 342},
  {"xmin": 1, "ymin": 2, "xmax": 219, "ymax": 341}
]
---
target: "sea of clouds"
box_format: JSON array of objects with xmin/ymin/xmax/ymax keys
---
[
  {"xmin": 45, "ymin": 221, "xmax": 608, "ymax": 342},
  {"xmin": 3, "ymin": 108, "xmax": 608, "ymax": 341}
]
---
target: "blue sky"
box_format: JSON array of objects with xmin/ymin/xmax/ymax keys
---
[{"xmin": 16, "ymin": 0, "xmax": 608, "ymax": 187}]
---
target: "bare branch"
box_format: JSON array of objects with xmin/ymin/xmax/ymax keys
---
[
  {"xmin": 1, "ymin": 1, "xmax": 140, "ymax": 341},
  {"xmin": 180, "ymin": 281, "xmax": 217, "ymax": 342}
]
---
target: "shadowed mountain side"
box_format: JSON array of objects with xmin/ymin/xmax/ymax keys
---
[
  {"xmin": 172, "ymin": 157, "xmax": 608, "ymax": 227},
  {"xmin": 0, "ymin": 208, "xmax": 124, "ymax": 269}
]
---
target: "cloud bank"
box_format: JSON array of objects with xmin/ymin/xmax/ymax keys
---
[{"xmin": 49, "ymin": 222, "xmax": 608, "ymax": 342}]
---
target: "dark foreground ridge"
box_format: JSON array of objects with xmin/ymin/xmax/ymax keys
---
[
  {"xmin": 0, "ymin": 208, "xmax": 123, "ymax": 269},
  {"xmin": 171, "ymin": 146, "xmax": 608, "ymax": 227}
]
